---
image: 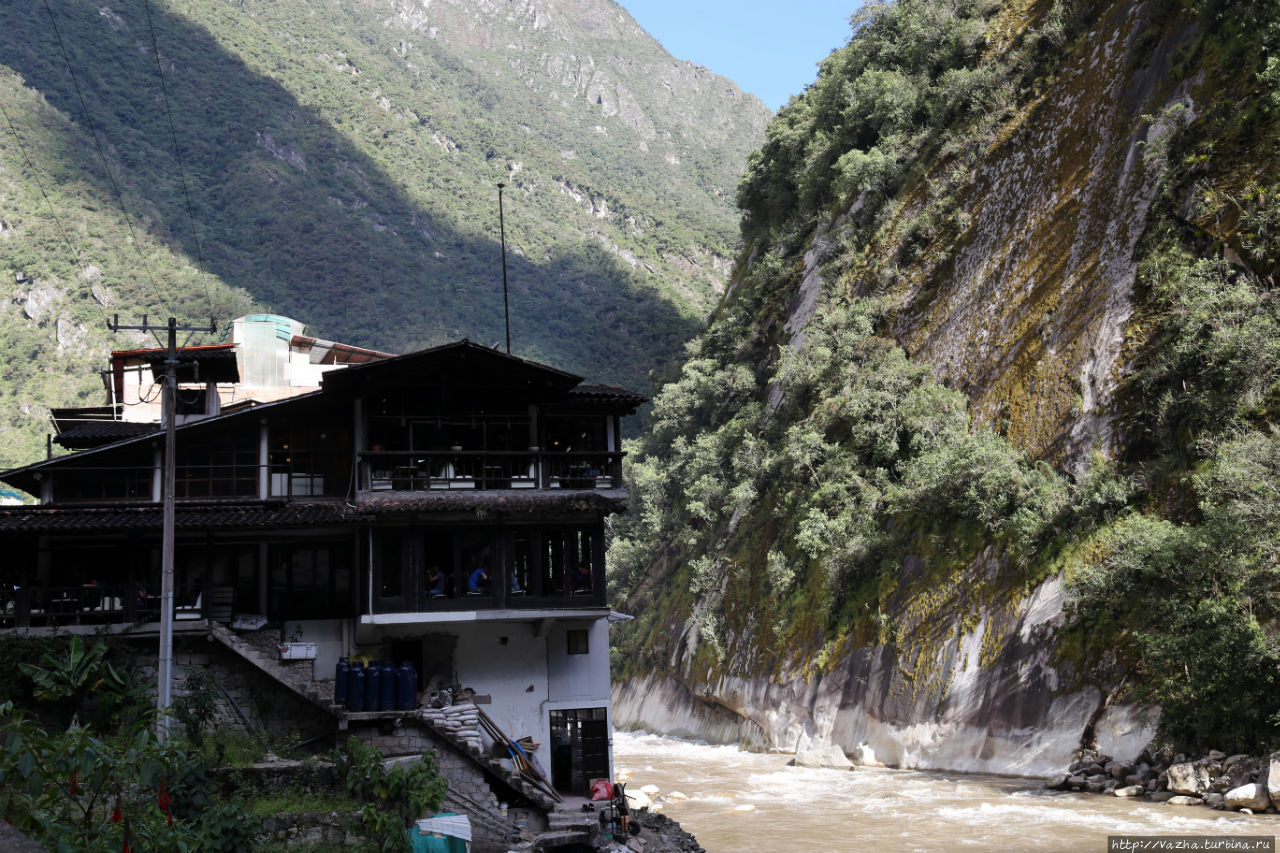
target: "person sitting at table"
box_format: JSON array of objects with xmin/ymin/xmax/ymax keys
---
[
  {"xmin": 80, "ymin": 578, "xmax": 102, "ymax": 611},
  {"xmin": 427, "ymin": 565, "xmax": 446, "ymax": 599},
  {"xmin": 467, "ymin": 566, "xmax": 489, "ymax": 595},
  {"xmin": 572, "ymin": 562, "xmax": 592, "ymax": 593}
]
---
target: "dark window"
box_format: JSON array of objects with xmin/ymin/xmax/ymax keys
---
[
  {"xmin": 268, "ymin": 413, "xmax": 349, "ymax": 498},
  {"xmin": 268, "ymin": 542, "xmax": 350, "ymax": 619},
  {"xmin": 379, "ymin": 535, "xmax": 405, "ymax": 598},
  {"xmin": 566, "ymin": 629, "xmax": 589, "ymax": 655},
  {"xmin": 177, "ymin": 434, "xmax": 259, "ymax": 499}
]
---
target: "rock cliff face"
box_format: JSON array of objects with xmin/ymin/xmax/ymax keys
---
[
  {"xmin": 615, "ymin": 576, "xmax": 1154, "ymax": 777},
  {"xmin": 889, "ymin": 0, "xmax": 1187, "ymax": 469},
  {"xmin": 611, "ymin": 0, "xmax": 1274, "ymax": 773}
]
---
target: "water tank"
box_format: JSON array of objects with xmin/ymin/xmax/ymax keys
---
[
  {"xmin": 334, "ymin": 657, "xmax": 349, "ymax": 706},
  {"xmin": 396, "ymin": 661, "xmax": 417, "ymax": 711},
  {"xmin": 365, "ymin": 661, "xmax": 382, "ymax": 712},
  {"xmin": 347, "ymin": 665, "xmax": 365, "ymax": 713},
  {"xmin": 379, "ymin": 661, "xmax": 396, "ymax": 712}
]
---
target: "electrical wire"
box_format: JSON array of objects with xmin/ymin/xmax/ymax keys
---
[
  {"xmin": 0, "ymin": 90, "xmax": 111, "ymax": 329},
  {"xmin": 41, "ymin": 0, "xmax": 175, "ymax": 319},
  {"xmin": 140, "ymin": 0, "xmax": 215, "ymax": 322}
]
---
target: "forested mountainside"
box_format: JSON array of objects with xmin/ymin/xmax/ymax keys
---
[
  {"xmin": 0, "ymin": 0, "xmax": 769, "ymax": 470},
  {"xmin": 610, "ymin": 0, "xmax": 1280, "ymax": 771}
]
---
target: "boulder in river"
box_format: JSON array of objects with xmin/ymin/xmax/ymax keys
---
[
  {"xmin": 628, "ymin": 790, "xmax": 653, "ymax": 811},
  {"xmin": 1166, "ymin": 762, "xmax": 1211, "ymax": 796},
  {"xmin": 1166, "ymin": 795, "xmax": 1204, "ymax": 806},
  {"xmin": 1114, "ymin": 785, "xmax": 1144, "ymax": 797},
  {"xmin": 793, "ymin": 740, "xmax": 854, "ymax": 771},
  {"xmin": 1268, "ymin": 753, "xmax": 1280, "ymax": 810},
  {"xmin": 850, "ymin": 742, "xmax": 884, "ymax": 767},
  {"xmin": 1045, "ymin": 773, "xmax": 1071, "ymax": 791},
  {"xmin": 1224, "ymin": 784, "xmax": 1270, "ymax": 811}
]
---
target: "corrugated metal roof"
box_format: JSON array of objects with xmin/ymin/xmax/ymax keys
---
[{"xmin": 218, "ymin": 315, "xmax": 298, "ymax": 344}]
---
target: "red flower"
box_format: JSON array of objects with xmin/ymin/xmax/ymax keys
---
[
  {"xmin": 111, "ymin": 804, "xmax": 123, "ymax": 824},
  {"xmin": 157, "ymin": 777, "xmax": 173, "ymax": 826},
  {"xmin": 70, "ymin": 770, "xmax": 78, "ymax": 796}
]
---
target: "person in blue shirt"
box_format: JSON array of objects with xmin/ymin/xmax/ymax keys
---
[
  {"xmin": 467, "ymin": 567, "xmax": 488, "ymax": 594},
  {"xmin": 427, "ymin": 565, "xmax": 446, "ymax": 598}
]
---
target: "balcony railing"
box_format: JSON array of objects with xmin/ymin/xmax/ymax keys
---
[
  {"xmin": 360, "ymin": 450, "xmax": 622, "ymax": 491},
  {"xmin": 1, "ymin": 583, "xmax": 210, "ymax": 629}
]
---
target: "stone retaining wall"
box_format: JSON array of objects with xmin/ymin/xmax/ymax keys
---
[
  {"xmin": 126, "ymin": 636, "xmax": 334, "ymax": 739},
  {"xmin": 353, "ymin": 719, "xmax": 510, "ymax": 852},
  {"xmin": 260, "ymin": 810, "xmax": 364, "ymax": 847}
]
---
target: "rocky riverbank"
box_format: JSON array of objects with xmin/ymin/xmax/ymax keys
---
[
  {"xmin": 1046, "ymin": 749, "xmax": 1280, "ymax": 814},
  {"xmin": 629, "ymin": 810, "xmax": 706, "ymax": 853}
]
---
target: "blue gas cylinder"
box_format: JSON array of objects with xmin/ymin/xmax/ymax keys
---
[
  {"xmin": 334, "ymin": 657, "xmax": 349, "ymax": 706},
  {"xmin": 396, "ymin": 661, "xmax": 417, "ymax": 710},
  {"xmin": 365, "ymin": 661, "xmax": 382, "ymax": 712},
  {"xmin": 379, "ymin": 661, "xmax": 395, "ymax": 711},
  {"xmin": 347, "ymin": 665, "xmax": 365, "ymax": 713}
]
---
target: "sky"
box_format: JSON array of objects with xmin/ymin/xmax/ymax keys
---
[{"xmin": 618, "ymin": 0, "xmax": 858, "ymax": 112}]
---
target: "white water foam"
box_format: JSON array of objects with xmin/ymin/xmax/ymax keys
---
[{"xmin": 614, "ymin": 731, "xmax": 1276, "ymax": 853}]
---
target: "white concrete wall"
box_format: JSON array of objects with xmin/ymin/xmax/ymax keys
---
[
  {"xmin": 546, "ymin": 619, "xmax": 610, "ymax": 703},
  {"xmin": 283, "ymin": 618, "xmax": 344, "ymax": 679},
  {"xmin": 285, "ymin": 361, "xmax": 328, "ymax": 387},
  {"xmin": 452, "ymin": 622, "xmax": 551, "ymax": 767}
]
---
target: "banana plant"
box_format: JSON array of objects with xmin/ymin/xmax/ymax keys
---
[{"xmin": 19, "ymin": 635, "xmax": 124, "ymax": 705}]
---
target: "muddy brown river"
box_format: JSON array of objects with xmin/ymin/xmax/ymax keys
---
[{"xmin": 613, "ymin": 731, "xmax": 1278, "ymax": 852}]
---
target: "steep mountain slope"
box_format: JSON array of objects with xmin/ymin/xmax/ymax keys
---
[
  {"xmin": 0, "ymin": 0, "xmax": 769, "ymax": 469},
  {"xmin": 610, "ymin": 0, "xmax": 1280, "ymax": 771}
]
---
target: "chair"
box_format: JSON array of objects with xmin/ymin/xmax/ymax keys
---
[
  {"xmin": 174, "ymin": 593, "xmax": 203, "ymax": 621},
  {"xmin": 209, "ymin": 586, "xmax": 235, "ymax": 622}
]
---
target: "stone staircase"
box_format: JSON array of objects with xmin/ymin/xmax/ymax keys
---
[
  {"xmin": 207, "ymin": 622, "xmax": 338, "ymax": 715},
  {"xmin": 545, "ymin": 803, "xmax": 598, "ymax": 834},
  {"xmin": 207, "ymin": 624, "xmax": 563, "ymax": 815}
]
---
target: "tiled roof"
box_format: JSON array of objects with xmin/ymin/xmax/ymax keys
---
[
  {"xmin": 54, "ymin": 421, "xmax": 159, "ymax": 448},
  {"xmin": 356, "ymin": 489, "xmax": 628, "ymax": 514},
  {"xmin": 0, "ymin": 489, "xmax": 628, "ymax": 532},
  {"xmin": 567, "ymin": 384, "xmax": 647, "ymax": 406},
  {"xmin": 0, "ymin": 501, "xmax": 358, "ymax": 533}
]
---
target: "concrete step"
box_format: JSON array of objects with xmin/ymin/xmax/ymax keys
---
[{"xmin": 547, "ymin": 811, "xmax": 595, "ymax": 831}]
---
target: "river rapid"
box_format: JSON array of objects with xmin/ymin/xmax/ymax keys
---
[{"xmin": 612, "ymin": 731, "xmax": 1277, "ymax": 853}]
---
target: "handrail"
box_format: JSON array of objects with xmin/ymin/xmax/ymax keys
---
[{"xmin": 359, "ymin": 449, "xmax": 624, "ymax": 491}]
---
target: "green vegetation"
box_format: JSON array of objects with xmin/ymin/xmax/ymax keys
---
[
  {"xmin": 336, "ymin": 738, "xmax": 446, "ymax": 853},
  {"xmin": 611, "ymin": 0, "xmax": 1280, "ymax": 754},
  {"xmin": 0, "ymin": 0, "xmax": 771, "ymax": 470},
  {"xmin": 0, "ymin": 636, "xmax": 448, "ymax": 851}
]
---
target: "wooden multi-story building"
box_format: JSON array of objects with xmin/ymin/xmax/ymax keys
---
[{"xmin": 0, "ymin": 330, "xmax": 643, "ymax": 801}]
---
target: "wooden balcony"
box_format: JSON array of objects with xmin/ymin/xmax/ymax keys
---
[
  {"xmin": 1, "ymin": 582, "xmax": 216, "ymax": 630},
  {"xmin": 360, "ymin": 450, "xmax": 623, "ymax": 492}
]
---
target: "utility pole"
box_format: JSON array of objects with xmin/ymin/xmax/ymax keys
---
[
  {"xmin": 107, "ymin": 314, "xmax": 215, "ymax": 742},
  {"xmin": 497, "ymin": 181, "xmax": 511, "ymax": 355}
]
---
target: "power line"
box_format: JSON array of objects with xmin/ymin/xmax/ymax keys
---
[
  {"xmin": 140, "ymin": 0, "xmax": 215, "ymax": 321},
  {"xmin": 40, "ymin": 0, "xmax": 175, "ymax": 318},
  {"xmin": 0, "ymin": 94, "xmax": 111, "ymax": 328}
]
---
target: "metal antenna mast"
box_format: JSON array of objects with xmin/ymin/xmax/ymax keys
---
[{"xmin": 497, "ymin": 181, "xmax": 511, "ymax": 355}]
